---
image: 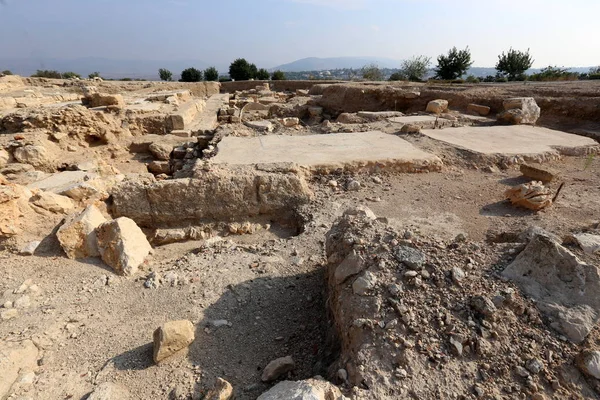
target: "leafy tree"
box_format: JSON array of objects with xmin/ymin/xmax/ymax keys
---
[
  {"xmin": 32, "ymin": 70, "xmax": 62, "ymax": 79},
  {"xmin": 180, "ymin": 67, "xmax": 203, "ymax": 82},
  {"xmin": 2, "ymin": 70, "xmax": 13, "ymax": 75},
  {"xmin": 388, "ymin": 72, "xmax": 403, "ymax": 81},
  {"xmin": 465, "ymin": 75, "xmax": 480, "ymax": 83},
  {"xmin": 495, "ymin": 48, "xmax": 533, "ymax": 81},
  {"xmin": 204, "ymin": 66, "xmax": 219, "ymax": 81},
  {"xmin": 399, "ymin": 55, "xmax": 431, "ymax": 81},
  {"xmin": 434, "ymin": 47, "xmax": 473, "ymax": 80},
  {"xmin": 256, "ymin": 68, "xmax": 270, "ymax": 80},
  {"xmin": 271, "ymin": 70, "xmax": 286, "ymax": 80},
  {"xmin": 361, "ymin": 64, "xmax": 384, "ymax": 81},
  {"xmin": 229, "ymin": 58, "xmax": 256, "ymax": 81},
  {"xmin": 88, "ymin": 71, "xmax": 102, "ymax": 79},
  {"xmin": 158, "ymin": 68, "xmax": 173, "ymax": 81},
  {"xmin": 62, "ymin": 71, "xmax": 81, "ymax": 79}
]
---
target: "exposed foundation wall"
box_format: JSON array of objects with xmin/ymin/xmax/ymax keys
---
[{"xmin": 220, "ymin": 80, "xmax": 343, "ymax": 93}]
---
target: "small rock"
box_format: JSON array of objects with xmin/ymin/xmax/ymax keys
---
[
  {"xmin": 144, "ymin": 272, "xmax": 161, "ymax": 289},
  {"xmin": 1, "ymin": 308, "xmax": 18, "ymax": 320},
  {"xmin": 20, "ymin": 241, "xmax": 40, "ymax": 256},
  {"xmin": 372, "ymin": 176, "xmax": 382, "ymax": 184},
  {"xmin": 337, "ymin": 368, "xmax": 348, "ymax": 382},
  {"xmin": 471, "ymin": 296, "xmax": 497, "ymax": 317},
  {"xmin": 347, "ymin": 180, "xmax": 361, "ymax": 191},
  {"xmin": 352, "ymin": 271, "xmax": 377, "ymax": 295},
  {"xmin": 328, "ymin": 180, "xmax": 338, "ymax": 188},
  {"xmin": 394, "ymin": 245, "xmax": 425, "ymax": 269},
  {"xmin": 451, "ymin": 267, "xmax": 466, "ymax": 284},
  {"xmin": 153, "ymin": 320, "xmax": 195, "ymax": 364},
  {"xmin": 526, "ymin": 358, "xmax": 544, "ymax": 374},
  {"xmin": 404, "ymin": 270, "xmax": 418, "ymax": 278},
  {"xmin": 514, "ymin": 365, "xmax": 530, "ymax": 378},
  {"xmin": 14, "ymin": 295, "xmax": 30, "ymax": 309},
  {"xmin": 400, "ymin": 124, "xmax": 421, "ymax": 133},
  {"xmin": 343, "ymin": 205, "xmax": 377, "ymax": 220},
  {"xmin": 449, "ymin": 335, "xmax": 464, "ymax": 356},
  {"xmin": 163, "ymin": 271, "xmax": 179, "ymax": 286},
  {"xmin": 577, "ymin": 350, "xmax": 600, "ymax": 379},
  {"xmin": 261, "ymin": 355, "xmax": 295, "ymax": 382},
  {"xmin": 204, "ymin": 377, "xmax": 233, "ymax": 400}
]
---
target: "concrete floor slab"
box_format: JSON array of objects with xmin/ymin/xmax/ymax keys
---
[
  {"xmin": 389, "ymin": 115, "xmax": 438, "ymax": 124},
  {"xmin": 422, "ymin": 125, "xmax": 598, "ymax": 156},
  {"xmin": 213, "ymin": 131, "xmax": 442, "ymax": 173}
]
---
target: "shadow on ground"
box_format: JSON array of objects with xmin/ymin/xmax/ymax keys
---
[{"xmin": 188, "ymin": 270, "xmax": 334, "ymax": 400}]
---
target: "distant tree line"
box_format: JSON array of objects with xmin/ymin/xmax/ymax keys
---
[{"xmin": 158, "ymin": 60, "xmax": 287, "ymax": 83}]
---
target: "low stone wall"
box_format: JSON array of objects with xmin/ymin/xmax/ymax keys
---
[{"xmin": 220, "ymin": 80, "xmax": 343, "ymax": 93}]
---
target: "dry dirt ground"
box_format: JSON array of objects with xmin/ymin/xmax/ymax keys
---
[{"xmin": 1, "ymin": 75, "xmax": 600, "ymax": 400}]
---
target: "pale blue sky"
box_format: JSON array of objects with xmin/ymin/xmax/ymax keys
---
[{"xmin": 0, "ymin": 0, "xmax": 598, "ymax": 68}]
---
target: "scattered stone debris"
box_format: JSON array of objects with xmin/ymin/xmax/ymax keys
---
[{"xmin": 504, "ymin": 181, "xmax": 553, "ymax": 210}]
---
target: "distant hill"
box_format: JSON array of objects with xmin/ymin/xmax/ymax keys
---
[
  {"xmin": 272, "ymin": 57, "xmax": 401, "ymax": 72},
  {"xmin": 0, "ymin": 57, "xmax": 222, "ymax": 80}
]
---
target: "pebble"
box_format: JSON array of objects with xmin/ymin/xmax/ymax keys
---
[
  {"xmin": 337, "ymin": 368, "xmax": 348, "ymax": 382},
  {"xmin": 451, "ymin": 267, "xmax": 466, "ymax": 284},
  {"xmin": 372, "ymin": 176, "xmax": 382, "ymax": 184},
  {"xmin": 347, "ymin": 180, "xmax": 361, "ymax": 191},
  {"xmin": 404, "ymin": 271, "xmax": 418, "ymax": 278},
  {"xmin": 394, "ymin": 246, "xmax": 425, "ymax": 269},
  {"xmin": 526, "ymin": 358, "xmax": 543, "ymax": 374},
  {"xmin": 14, "ymin": 295, "xmax": 31, "ymax": 309},
  {"xmin": 1, "ymin": 308, "xmax": 18, "ymax": 320},
  {"xmin": 261, "ymin": 356, "xmax": 295, "ymax": 382},
  {"xmin": 328, "ymin": 180, "xmax": 338, "ymax": 188}
]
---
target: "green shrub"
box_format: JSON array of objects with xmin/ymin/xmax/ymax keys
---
[
  {"xmin": 88, "ymin": 72, "xmax": 102, "ymax": 79},
  {"xmin": 32, "ymin": 70, "xmax": 62, "ymax": 79},
  {"xmin": 62, "ymin": 71, "xmax": 81, "ymax": 79},
  {"xmin": 204, "ymin": 67, "xmax": 219, "ymax": 81},
  {"xmin": 180, "ymin": 67, "xmax": 203, "ymax": 82},
  {"xmin": 388, "ymin": 72, "xmax": 403, "ymax": 81},
  {"xmin": 495, "ymin": 76, "xmax": 508, "ymax": 83},
  {"xmin": 482, "ymin": 75, "xmax": 495, "ymax": 83},
  {"xmin": 158, "ymin": 68, "xmax": 173, "ymax": 81},
  {"xmin": 434, "ymin": 47, "xmax": 473, "ymax": 80},
  {"xmin": 399, "ymin": 55, "xmax": 431, "ymax": 81},
  {"xmin": 451, "ymin": 79, "xmax": 465, "ymax": 84},
  {"xmin": 229, "ymin": 58, "xmax": 256, "ymax": 81},
  {"xmin": 590, "ymin": 74, "xmax": 600, "ymax": 80},
  {"xmin": 465, "ymin": 75, "xmax": 480, "ymax": 83},
  {"xmin": 256, "ymin": 68, "xmax": 270, "ymax": 80},
  {"xmin": 271, "ymin": 70, "xmax": 286, "ymax": 80},
  {"xmin": 361, "ymin": 64, "xmax": 384, "ymax": 81},
  {"xmin": 529, "ymin": 66, "xmax": 578, "ymax": 81},
  {"xmin": 2, "ymin": 70, "xmax": 13, "ymax": 75},
  {"xmin": 120, "ymin": 78, "xmax": 133, "ymax": 81},
  {"xmin": 496, "ymin": 48, "xmax": 533, "ymax": 81}
]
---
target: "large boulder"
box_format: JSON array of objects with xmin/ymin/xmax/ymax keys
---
[
  {"xmin": 502, "ymin": 232, "xmax": 600, "ymax": 343},
  {"xmin": 96, "ymin": 217, "xmax": 152, "ymax": 275},
  {"xmin": 497, "ymin": 97, "xmax": 540, "ymax": 125},
  {"xmin": 56, "ymin": 205, "xmax": 107, "ymax": 259},
  {"xmin": 82, "ymin": 93, "xmax": 125, "ymax": 108},
  {"xmin": 153, "ymin": 320, "xmax": 195, "ymax": 364},
  {"xmin": 13, "ymin": 145, "xmax": 54, "ymax": 170},
  {"xmin": 426, "ymin": 99, "xmax": 449, "ymax": 114}
]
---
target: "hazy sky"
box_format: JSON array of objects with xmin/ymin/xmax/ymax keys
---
[{"xmin": 0, "ymin": 0, "xmax": 598, "ymax": 68}]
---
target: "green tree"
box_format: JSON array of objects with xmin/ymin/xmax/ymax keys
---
[
  {"xmin": 32, "ymin": 70, "xmax": 62, "ymax": 79},
  {"xmin": 399, "ymin": 55, "xmax": 431, "ymax": 81},
  {"xmin": 2, "ymin": 70, "xmax": 13, "ymax": 75},
  {"xmin": 256, "ymin": 68, "xmax": 270, "ymax": 80},
  {"xmin": 229, "ymin": 58, "xmax": 256, "ymax": 81},
  {"xmin": 434, "ymin": 47, "xmax": 473, "ymax": 80},
  {"xmin": 88, "ymin": 71, "xmax": 102, "ymax": 79},
  {"xmin": 204, "ymin": 66, "xmax": 219, "ymax": 81},
  {"xmin": 361, "ymin": 64, "xmax": 384, "ymax": 81},
  {"xmin": 271, "ymin": 70, "xmax": 286, "ymax": 80},
  {"xmin": 495, "ymin": 48, "xmax": 533, "ymax": 81},
  {"xmin": 180, "ymin": 67, "xmax": 203, "ymax": 82},
  {"xmin": 158, "ymin": 68, "xmax": 173, "ymax": 81}
]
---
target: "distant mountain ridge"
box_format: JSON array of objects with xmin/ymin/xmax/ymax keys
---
[
  {"xmin": 0, "ymin": 57, "xmax": 221, "ymax": 80},
  {"xmin": 272, "ymin": 57, "xmax": 402, "ymax": 72}
]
